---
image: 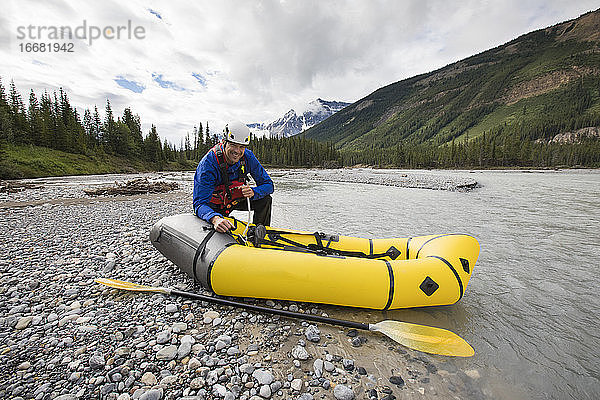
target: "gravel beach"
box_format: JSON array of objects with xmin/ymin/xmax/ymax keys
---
[{"xmin": 0, "ymin": 170, "xmax": 481, "ymax": 400}]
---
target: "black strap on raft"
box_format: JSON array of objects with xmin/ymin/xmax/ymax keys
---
[
  {"xmin": 202, "ymin": 219, "xmax": 248, "ymax": 247},
  {"xmin": 248, "ymin": 225, "xmax": 400, "ymax": 260},
  {"xmin": 193, "ymin": 228, "xmax": 216, "ymax": 282}
]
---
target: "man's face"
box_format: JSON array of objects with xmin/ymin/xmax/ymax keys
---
[{"xmin": 224, "ymin": 141, "xmax": 246, "ymax": 165}]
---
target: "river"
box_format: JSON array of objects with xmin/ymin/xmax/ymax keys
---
[{"xmin": 269, "ymin": 169, "xmax": 600, "ymax": 400}]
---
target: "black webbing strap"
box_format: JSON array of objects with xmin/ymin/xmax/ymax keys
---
[
  {"xmin": 247, "ymin": 226, "xmax": 399, "ymax": 260},
  {"xmin": 192, "ymin": 229, "xmax": 216, "ymax": 282},
  {"xmin": 257, "ymin": 234, "xmax": 396, "ymax": 259}
]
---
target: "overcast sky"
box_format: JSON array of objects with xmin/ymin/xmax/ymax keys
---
[{"xmin": 1, "ymin": 0, "xmax": 598, "ymax": 145}]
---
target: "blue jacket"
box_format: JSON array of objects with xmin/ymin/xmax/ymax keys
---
[{"xmin": 193, "ymin": 146, "xmax": 274, "ymax": 222}]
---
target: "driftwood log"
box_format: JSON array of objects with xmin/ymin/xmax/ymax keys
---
[
  {"xmin": 84, "ymin": 178, "xmax": 178, "ymax": 196},
  {"xmin": 0, "ymin": 181, "xmax": 41, "ymax": 194}
]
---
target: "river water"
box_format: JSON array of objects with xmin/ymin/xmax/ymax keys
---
[{"xmin": 269, "ymin": 169, "xmax": 600, "ymax": 400}]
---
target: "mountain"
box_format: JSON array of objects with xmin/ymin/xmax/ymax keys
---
[
  {"xmin": 246, "ymin": 122, "xmax": 269, "ymax": 138},
  {"xmin": 249, "ymin": 99, "xmax": 350, "ymax": 138},
  {"xmin": 302, "ymin": 9, "xmax": 600, "ymax": 152}
]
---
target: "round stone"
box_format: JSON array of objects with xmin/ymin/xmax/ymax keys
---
[
  {"xmin": 304, "ymin": 325, "xmax": 320, "ymax": 342},
  {"xmin": 15, "ymin": 316, "xmax": 33, "ymax": 330},
  {"xmin": 165, "ymin": 304, "xmax": 178, "ymax": 313},
  {"xmin": 389, "ymin": 375, "xmax": 404, "ymax": 386},
  {"xmin": 18, "ymin": 361, "xmax": 31, "ymax": 370},
  {"xmin": 259, "ymin": 384, "xmax": 271, "ymax": 398},
  {"xmin": 141, "ymin": 372, "xmax": 157, "ymax": 386},
  {"xmin": 291, "ymin": 378, "xmax": 303, "ymax": 391},
  {"xmin": 156, "ymin": 331, "xmax": 171, "ymax": 344},
  {"xmin": 156, "ymin": 345, "xmax": 178, "ymax": 361},
  {"xmin": 252, "ymin": 369, "xmax": 274, "ymax": 385},
  {"xmin": 333, "ymin": 384, "xmax": 355, "ymax": 400},
  {"xmin": 89, "ymin": 355, "xmax": 106, "ymax": 369},
  {"xmin": 291, "ymin": 346, "xmax": 310, "ymax": 361}
]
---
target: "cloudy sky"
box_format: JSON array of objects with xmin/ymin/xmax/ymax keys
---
[{"xmin": 1, "ymin": 0, "xmax": 598, "ymax": 145}]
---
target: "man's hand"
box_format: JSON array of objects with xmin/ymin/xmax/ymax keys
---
[
  {"xmin": 210, "ymin": 216, "xmax": 234, "ymax": 233},
  {"xmin": 241, "ymin": 185, "xmax": 254, "ymax": 198}
]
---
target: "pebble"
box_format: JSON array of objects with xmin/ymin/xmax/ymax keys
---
[
  {"xmin": 259, "ymin": 384, "xmax": 272, "ymax": 398},
  {"xmin": 160, "ymin": 375, "xmax": 177, "ymax": 385},
  {"xmin": 156, "ymin": 345, "xmax": 178, "ymax": 361},
  {"xmin": 291, "ymin": 345, "xmax": 310, "ymax": 361},
  {"xmin": 324, "ymin": 361, "xmax": 335, "ymax": 372},
  {"xmin": 172, "ymin": 322, "xmax": 187, "ymax": 332},
  {"xmin": 190, "ymin": 377, "xmax": 205, "ymax": 389},
  {"xmin": 15, "ymin": 316, "xmax": 33, "ymax": 330},
  {"xmin": 156, "ymin": 331, "xmax": 171, "ymax": 344},
  {"xmin": 165, "ymin": 304, "xmax": 178, "ymax": 313},
  {"xmin": 54, "ymin": 395, "xmax": 77, "ymax": 400},
  {"xmin": 213, "ymin": 383, "xmax": 227, "ymax": 397},
  {"xmin": 342, "ymin": 358, "xmax": 354, "ymax": 371},
  {"xmin": 188, "ymin": 357, "xmax": 202, "ymax": 370},
  {"xmin": 333, "ymin": 384, "xmax": 355, "ymax": 400},
  {"xmin": 18, "ymin": 361, "xmax": 31, "ymax": 370},
  {"xmin": 115, "ymin": 346, "xmax": 132, "ymax": 357},
  {"xmin": 89, "ymin": 355, "xmax": 106, "ymax": 369},
  {"xmin": 313, "ymin": 359, "xmax": 324, "ymax": 377},
  {"xmin": 227, "ymin": 346, "xmax": 240, "ymax": 356},
  {"xmin": 178, "ymin": 342, "xmax": 192, "ymax": 359},
  {"xmin": 104, "ymin": 259, "xmax": 116, "ymax": 272},
  {"xmin": 291, "ymin": 378, "xmax": 303, "ymax": 391},
  {"xmin": 252, "ymin": 369, "xmax": 274, "ymax": 385},
  {"xmin": 141, "ymin": 372, "xmax": 158, "ymax": 386},
  {"xmin": 305, "ymin": 325, "xmax": 321, "ymax": 342},
  {"xmin": 240, "ymin": 363, "xmax": 255, "ymax": 375},
  {"xmin": 139, "ymin": 389, "xmax": 163, "ymax": 400},
  {"xmin": 389, "ymin": 376, "xmax": 404, "ymax": 387}
]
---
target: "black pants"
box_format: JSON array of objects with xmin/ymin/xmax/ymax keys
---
[{"xmin": 229, "ymin": 194, "xmax": 272, "ymax": 226}]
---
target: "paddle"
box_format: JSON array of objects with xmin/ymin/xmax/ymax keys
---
[{"xmin": 95, "ymin": 278, "xmax": 474, "ymax": 357}]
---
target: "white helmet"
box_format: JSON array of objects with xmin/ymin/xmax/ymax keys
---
[{"xmin": 223, "ymin": 121, "xmax": 251, "ymax": 145}]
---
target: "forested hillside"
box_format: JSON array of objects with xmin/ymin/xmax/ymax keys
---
[
  {"xmin": 303, "ymin": 9, "xmax": 600, "ymax": 168},
  {"xmin": 0, "ymin": 78, "xmax": 338, "ymax": 178}
]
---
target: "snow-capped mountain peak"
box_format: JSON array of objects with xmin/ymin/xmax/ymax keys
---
[{"xmin": 248, "ymin": 98, "xmax": 350, "ymax": 138}]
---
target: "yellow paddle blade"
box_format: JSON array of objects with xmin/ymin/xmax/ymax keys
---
[
  {"xmin": 370, "ymin": 320, "xmax": 474, "ymax": 357},
  {"xmin": 95, "ymin": 278, "xmax": 170, "ymax": 294}
]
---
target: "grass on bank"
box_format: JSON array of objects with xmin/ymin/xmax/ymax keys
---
[{"xmin": 0, "ymin": 143, "xmax": 196, "ymax": 180}]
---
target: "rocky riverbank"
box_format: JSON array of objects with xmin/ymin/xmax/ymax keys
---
[
  {"xmin": 275, "ymin": 169, "xmax": 479, "ymax": 191},
  {"xmin": 0, "ymin": 172, "xmax": 483, "ymax": 400}
]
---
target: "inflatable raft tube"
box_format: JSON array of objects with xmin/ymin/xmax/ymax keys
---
[{"xmin": 150, "ymin": 214, "xmax": 479, "ymax": 310}]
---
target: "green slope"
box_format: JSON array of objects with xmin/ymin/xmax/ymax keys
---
[
  {"xmin": 303, "ymin": 9, "xmax": 600, "ymax": 151},
  {"xmin": 0, "ymin": 143, "xmax": 194, "ymax": 179}
]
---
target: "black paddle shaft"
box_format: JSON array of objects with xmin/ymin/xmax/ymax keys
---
[{"xmin": 171, "ymin": 289, "xmax": 369, "ymax": 331}]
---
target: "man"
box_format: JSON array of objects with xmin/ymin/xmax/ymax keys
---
[{"xmin": 193, "ymin": 121, "xmax": 274, "ymax": 233}]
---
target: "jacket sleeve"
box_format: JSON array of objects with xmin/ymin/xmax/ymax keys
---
[
  {"xmin": 245, "ymin": 149, "xmax": 274, "ymax": 200},
  {"xmin": 193, "ymin": 155, "xmax": 222, "ymax": 223}
]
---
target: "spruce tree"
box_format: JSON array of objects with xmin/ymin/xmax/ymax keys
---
[
  {"xmin": 103, "ymin": 100, "xmax": 116, "ymax": 153},
  {"xmin": 9, "ymin": 80, "xmax": 28, "ymax": 144},
  {"xmin": 92, "ymin": 106, "xmax": 102, "ymax": 148},
  {"xmin": 0, "ymin": 78, "xmax": 12, "ymax": 143}
]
